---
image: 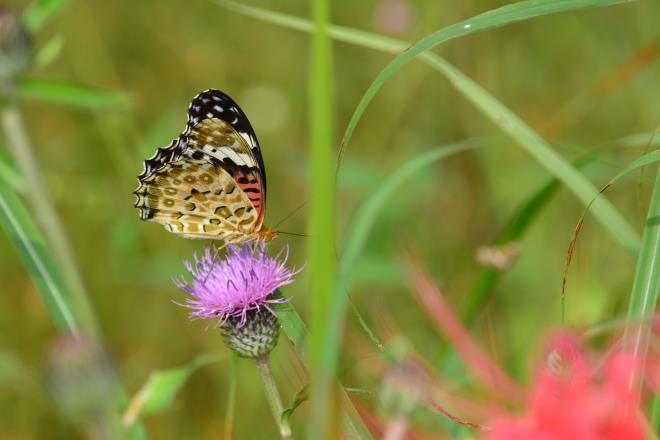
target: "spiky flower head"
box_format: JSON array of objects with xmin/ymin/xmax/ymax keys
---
[{"xmin": 175, "ymin": 244, "xmax": 301, "ymax": 357}]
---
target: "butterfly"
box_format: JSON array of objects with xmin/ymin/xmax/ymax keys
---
[{"xmin": 133, "ymin": 89, "xmax": 277, "ymax": 244}]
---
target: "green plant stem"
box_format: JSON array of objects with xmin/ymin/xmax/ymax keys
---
[
  {"xmin": 0, "ymin": 91, "xmax": 98, "ymax": 338},
  {"xmin": 308, "ymin": 0, "xmax": 336, "ymax": 437},
  {"xmin": 253, "ymin": 355, "xmax": 292, "ymax": 440},
  {"xmin": 224, "ymin": 352, "xmax": 237, "ymax": 440},
  {"xmin": 624, "ymin": 165, "xmax": 660, "ymax": 401}
]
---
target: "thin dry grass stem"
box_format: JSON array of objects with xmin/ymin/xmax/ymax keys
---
[
  {"xmin": 403, "ymin": 252, "xmax": 524, "ymax": 401},
  {"xmin": 561, "ymin": 217, "xmax": 584, "ymax": 323},
  {"xmin": 429, "ymin": 399, "xmax": 489, "ymax": 431},
  {"xmin": 561, "ymin": 136, "xmax": 660, "ymax": 324},
  {"xmin": 541, "ymin": 43, "xmax": 659, "ymax": 138},
  {"xmin": 592, "ymin": 44, "xmax": 659, "ymax": 97}
]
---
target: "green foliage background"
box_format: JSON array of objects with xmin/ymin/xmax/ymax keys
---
[{"xmin": 0, "ymin": 0, "xmax": 658, "ymax": 438}]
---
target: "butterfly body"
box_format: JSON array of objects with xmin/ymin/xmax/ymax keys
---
[{"xmin": 134, "ymin": 89, "xmax": 277, "ymax": 244}]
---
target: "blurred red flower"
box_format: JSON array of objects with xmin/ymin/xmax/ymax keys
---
[{"xmin": 484, "ymin": 336, "xmax": 644, "ymax": 440}]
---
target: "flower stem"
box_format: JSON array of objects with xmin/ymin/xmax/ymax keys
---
[
  {"xmin": 253, "ymin": 355, "xmax": 292, "ymax": 439},
  {"xmin": 224, "ymin": 352, "xmax": 237, "ymax": 439}
]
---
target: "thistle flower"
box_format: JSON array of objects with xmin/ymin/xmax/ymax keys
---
[
  {"xmin": 175, "ymin": 244, "xmax": 299, "ymax": 438},
  {"xmin": 175, "ymin": 244, "xmax": 300, "ymax": 358}
]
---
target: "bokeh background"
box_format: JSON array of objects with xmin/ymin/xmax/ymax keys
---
[{"xmin": 1, "ymin": 0, "xmax": 658, "ymax": 438}]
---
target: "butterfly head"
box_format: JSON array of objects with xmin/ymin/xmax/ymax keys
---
[{"xmin": 257, "ymin": 225, "xmax": 279, "ymax": 243}]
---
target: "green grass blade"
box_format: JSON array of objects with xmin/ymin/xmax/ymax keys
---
[
  {"xmin": 214, "ymin": 0, "xmax": 640, "ymax": 255},
  {"xmin": 123, "ymin": 353, "xmax": 222, "ymax": 427},
  {"xmin": 421, "ymin": 58, "xmax": 640, "ymax": 255},
  {"xmin": 272, "ymin": 291, "xmax": 308, "ymax": 356},
  {"xmin": 651, "ymin": 397, "xmax": 660, "ymax": 435},
  {"xmin": 339, "ymin": 141, "xmax": 478, "ymax": 284},
  {"xmin": 21, "ymin": 0, "xmax": 67, "ymax": 32},
  {"xmin": 0, "ymin": 177, "xmax": 79, "ymax": 334},
  {"xmin": 33, "ymin": 35, "xmax": 65, "ymax": 70},
  {"xmin": 622, "ymin": 159, "xmax": 660, "ymax": 396},
  {"xmin": 337, "ymin": 0, "xmax": 638, "ymax": 163},
  {"xmin": 324, "ymin": 141, "xmax": 478, "ymax": 413},
  {"xmin": 307, "ymin": 0, "xmax": 337, "ymax": 436},
  {"xmin": 0, "ymin": 150, "xmax": 25, "ymax": 191},
  {"xmin": 273, "ymin": 297, "xmax": 372, "ymax": 440},
  {"xmin": 17, "ymin": 79, "xmax": 133, "ymax": 109},
  {"xmin": 277, "ymin": 142, "xmax": 476, "ymax": 438}
]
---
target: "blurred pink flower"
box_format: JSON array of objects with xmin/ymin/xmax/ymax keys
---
[
  {"xmin": 484, "ymin": 336, "xmax": 644, "ymax": 440},
  {"xmin": 373, "ymin": 0, "xmax": 417, "ymax": 35}
]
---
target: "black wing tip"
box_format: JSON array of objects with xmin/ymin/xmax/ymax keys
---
[{"xmin": 191, "ymin": 88, "xmax": 231, "ymax": 104}]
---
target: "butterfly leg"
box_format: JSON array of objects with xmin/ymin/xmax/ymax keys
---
[{"xmin": 201, "ymin": 241, "xmax": 231, "ymax": 284}]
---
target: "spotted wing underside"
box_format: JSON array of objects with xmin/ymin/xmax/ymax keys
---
[
  {"xmin": 134, "ymin": 159, "xmax": 260, "ymax": 240},
  {"xmin": 134, "ymin": 89, "xmax": 267, "ymax": 240},
  {"xmin": 186, "ymin": 89, "xmax": 266, "ymax": 196}
]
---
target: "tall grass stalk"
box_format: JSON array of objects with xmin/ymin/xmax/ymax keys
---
[
  {"xmin": 624, "ymin": 164, "xmax": 660, "ymax": 404},
  {"xmin": 0, "ymin": 175, "xmax": 79, "ymax": 334},
  {"xmin": 308, "ymin": 0, "xmax": 337, "ymax": 437},
  {"xmin": 0, "ymin": 94, "xmax": 98, "ymax": 338}
]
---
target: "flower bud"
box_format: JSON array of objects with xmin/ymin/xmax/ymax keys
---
[
  {"xmin": 221, "ymin": 310, "xmax": 280, "ymax": 358},
  {"xmin": 0, "ymin": 11, "xmax": 31, "ymax": 83},
  {"xmin": 47, "ymin": 335, "xmax": 114, "ymax": 427}
]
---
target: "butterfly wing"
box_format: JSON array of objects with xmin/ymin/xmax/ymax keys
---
[
  {"xmin": 134, "ymin": 158, "xmax": 260, "ymax": 240},
  {"xmin": 185, "ymin": 89, "xmax": 266, "ymax": 196},
  {"xmin": 134, "ymin": 89, "xmax": 268, "ymax": 240},
  {"xmin": 184, "ymin": 117, "xmax": 266, "ymax": 226}
]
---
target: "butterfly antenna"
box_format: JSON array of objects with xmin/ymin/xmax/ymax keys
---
[
  {"xmin": 273, "ymin": 201, "xmax": 308, "ymax": 229},
  {"xmin": 278, "ymin": 231, "xmax": 310, "ymax": 238}
]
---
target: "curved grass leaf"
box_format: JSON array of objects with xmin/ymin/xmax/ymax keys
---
[
  {"xmin": 561, "ymin": 151, "xmax": 660, "ymax": 318},
  {"xmin": 318, "ymin": 141, "xmax": 479, "ymax": 398},
  {"xmin": 215, "ymin": 0, "xmax": 640, "ymax": 255},
  {"xmin": 21, "ymin": 0, "xmax": 68, "ymax": 32},
  {"xmin": 273, "ymin": 142, "xmax": 477, "ymax": 438},
  {"xmin": 281, "ymin": 384, "xmax": 309, "ymax": 426},
  {"xmin": 0, "ymin": 150, "xmax": 25, "ymax": 191},
  {"xmin": 339, "ymin": 141, "xmax": 478, "ymax": 284},
  {"xmin": 123, "ymin": 353, "xmax": 222, "ymax": 427},
  {"xmin": 272, "ymin": 290, "xmax": 308, "ymax": 355},
  {"xmin": 0, "ymin": 176, "xmax": 79, "ymax": 334},
  {"xmin": 33, "ymin": 35, "xmax": 64, "ymax": 70},
  {"xmin": 17, "ymin": 79, "xmax": 133, "ymax": 110},
  {"xmin": 612, "ymin": 131, "xmax": 660, "ymax": 150},
  {"xmin": 272, "ymin": 296, "xmax": 371, "ymax": 439},
  {"xmin": 336, "ymin": 0, "xmax": 638, "ymax": 163},
  {"xmin": 0, "ymin": 110, "xmax": 148, "ymax": 440},
  {"xmin": 421, "ymin": 58, "xmax": 640, "ymax": 255}
]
